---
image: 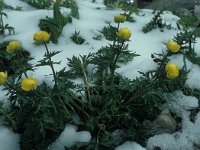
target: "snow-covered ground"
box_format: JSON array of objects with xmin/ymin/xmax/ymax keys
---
[{"xmin": 0, "ymin": 0, "xmax": 200, "ymax": 149}]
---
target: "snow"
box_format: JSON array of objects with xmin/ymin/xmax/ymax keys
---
[
  {"xmin": 115, "ymin": 141, "xmax": 146, "ymax": 150},
  {"xmin": 0, "ymin": 127, "xmax": 20, "ymax": 150},
  {"xmin": 147, "ymin": 91, "xmax": 200, "ymax": 150},
  {"xmin": 0, "ymin": 0, "xmax": 200, "ymax": 149},
  {"xmin": 50, "ymin": 124, "xmax": 91, "ymax": 150}
]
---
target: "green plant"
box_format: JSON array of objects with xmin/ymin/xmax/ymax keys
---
[
  {"xmin": 0, "ymin": 0, "xmax": 15, "ymax": 35},
  {"xmin": 0, "ymin": 38, "xmax": 84, "ymax": 149},
  {"xmin": 121, "ymin": 1, "xmax": 139, "ymax": 22},
  {"xmin": 104, "ymin": 0, "xmax": 124, "ymax": 8},
  {"xmin": 142, "ymin": 10, "xmax": 171, "ymax": 33},
  {"xmin": 59, "ymin": 0, "xmax": 80, "ymax": 19},
  {"xmin": 39, "ymin": 2, "xmax": 72, "ymax": 44},
  {"xmin": 0, "ymin": 41, "xmax": 32, "ymax": 76},
  {"xmin": 21, "ymin": 0, "xmax": 52, "ymax": 9},
  {"xmin": 173, "ymin": 10, "xmax": 198, "ymax": 30},
  {"xmin": 69, "ymin": 0, "xmax": 79, "ymax": 19},
  {"xmin": 173, "ymin": 30, "xmax": 200, "ymax": 67},
  {"xmin": 71, "ymin": 31, "xmax": 85, "ymax": 45},
  {"xmin": 100, "ymin": 24, "xmax": 118, "ymax": 41},
  {"xmin": 93, "ymin": 33, "xmax": 103, "ymax": 40},
  {"xmin": 0, "ymin": 15, "xmax": 191, "ymax": 150}
]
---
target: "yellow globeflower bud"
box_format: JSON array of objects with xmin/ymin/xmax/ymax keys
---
[
  {"xmin": 165, "ymin": 64, "xmax": 179, "ymax": 79},
  {"xmin": 34, "ymin": 31, "xmax": 50, "ymax": 42},
  {"xmin": 0, "ymin": 71, "xmax": 8, "ymax": 85},
  {"xmin": 166, "ymin": 41, "xmax": 181, "ymax": 53},
  {"xmin": 6, "ymin": 40, "xmax": 21, "ymax": 53},
  {"xmin": 114, "ymin": 15, "xmax": 126, "ymax": 23},
  {"xmin": 117, "ymin": 28, "xmax": 131, "ymax": 40},
  {"xmin": 21, "ymin": 77, "xmax": 37, "ymax": 91}
]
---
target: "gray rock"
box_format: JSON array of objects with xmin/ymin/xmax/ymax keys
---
[
  {"xmin": 194, "ymin": 4, "xmax": 200, "ymax": 20},
  {"xmin": 144, "ymin": 110, "xmax": 177, "ymax": 134},
  {"xmin": 112, "ymin": 129, "xmax": 125, "ymax": 145},
  {"xmin": 145, "ymin": 0, "xmax": 196, "ymax": 11}
]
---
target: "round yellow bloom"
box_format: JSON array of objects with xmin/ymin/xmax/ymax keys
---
[
  {"xmin": 34, "ymin": 31, "xmax": 50, "ymax": 42},
  {"xmin": 166, "ymin": 41, "xmax": 181, "ymax": 53},
  {"xmin": 0, "ymin": 71, "xmax": 8, "ymax": 85},
  {"xmin": 6, "ymin": 40, "xmax": 21, "ymax": 53},
  {"xmin": 114, "ymin": 15, "xmax": 126, "ymax": 23},
  {"xmin": 165, "ymin": 64, "xmax": 179, "ymax": 79},
  {"xmin": 117, "ymin": 28, "xmax": 131, "ymax": 40},
  {"xmin": 21, "ymin": 77, "xmax": 37, "ymax": 91}
]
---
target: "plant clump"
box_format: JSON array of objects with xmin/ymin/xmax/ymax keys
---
[{"xmin": 1, "ymin": 2, "xmax": 200, "ymax": 150}]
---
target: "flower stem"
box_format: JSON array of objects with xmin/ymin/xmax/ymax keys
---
[
  {"xmin": 110, "ymin": 41, "xmax": 125, "ymax": 85},
  {"xmin": 0, "ymin": 12, "xmax": 4, "ymax": 35},
  {"xmin": 113, "ymin": 23, "xmax": 120, "ymax": 46},
  {"xmin": 18, "ymin": 51, "xmax": 29, "ymax": 78},
  {"xmin": 81, "ymin": 64, "xmax": 92, "ymax": 109},
  {"xmin": 44, "ymin": 42, "xmax": 57, "ymax": 87}
]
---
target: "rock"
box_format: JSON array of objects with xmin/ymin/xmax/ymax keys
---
[
  {"xmin": 144, "ymin": 110, "xmax": 177, "ymax": 134},
  {"xmin": 112, "ymin": 129, "xmax": 125, "ymax": 145},
  {"xmin": 194, "ymin": 4, "xmax": 200, "ymax": 20},
  {"xmin": 179, "ymin": 8, "xmax": 193, "ymax": 17},
  {"xmin": 144, "ymin": 0, "xmax": 196, "ymax": 11},
  {"xmin": 152, "ymin": 110, "xmax": 177, "ymax": 134}
]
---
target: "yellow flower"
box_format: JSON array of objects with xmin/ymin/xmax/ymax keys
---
[
  {"xmin": 165, "ymin": 64, "xmax": 179, "ymax": 79},
  {"xmin": 166, "ymin": 41, "xmax": 181, "ymax": 53},
  {"xmin": 34, "ymin": 31, "xmax": 50, "ymax": 42},
  {"xmin": 6, "ymin": 40, "xmax": 21, "ymax": 53},
  {"xmin": 117, "ymin": 28, "xmax": 131, "ymax": 40},
  {"xmin": 0, "ymin": 71, "xmax": 8, "ymax": 85},
  {"xmin": 21, "ymin": 77, "xmax": 37, "ymax": 91},
  {"xmin": 114, "ymin": 15, "xmax": 126, "ymax": 23}
]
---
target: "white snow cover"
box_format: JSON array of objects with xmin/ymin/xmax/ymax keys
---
[
  {"xmin": 50, "ymin": 124, "xmax": 91, "ymax": 150},
  {"xmin": 147, "ymin": 91, "xmax": 200, "ymax": 150},
  {"xmin": 115, "ymin": 141, "xmax": 146, "ymax": 150},
  {"xmin": 0, "ymin": 127, "xmax": 20, "ymax": 150},
  {"xmin": 0, "ymin": 0, "xmax": 200, "ymax": 150}
]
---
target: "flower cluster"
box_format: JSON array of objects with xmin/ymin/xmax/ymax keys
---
[
  {"xmin": 0, "ymin": 71, "xmax": 8, "ymax": 85},
  {"xmin": 165, "ymin": 41, "xmax": 181, "ymax": 79},
  {"xmin": 165, "ymin": 64, "xmax": 179, "ymax": 79},
  {"xmin": 34, "ymin": 31, "xmax": 50, "ymax": 42},
  {"xmin": 166, "ymin": 41, "xmax": 181, "ymax": 53},
  {"xmin": 6, "ymin": 40, "xmax": 21, "ymax": 53},
  {"xmin": 21, "ymin": 77, "xmax": 37, "ymax": 91},
  {"xmin": 117, "ymin": 28, "xmax": 131, "ymax": 40},
  {"xmin": 114, "ymin": 15, "xmax": 126, "ymax": 23},
  {"xmin": 114, "ymin": 15, "xmax": 131, "ymax": 41}
]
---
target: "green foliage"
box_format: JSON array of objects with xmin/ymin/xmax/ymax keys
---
[
  {"xmin": 103, "ymin": 0, "xmax": 139, "ymax": 22},
  {"xmin": 0, "ymin": 0, "xmax": 15, "ymax": 35},
  {"xmin": 0, "ymin": 41, "xmax": 33, "ymax": 76},
  {"xmin": 1, "ymin": 0, "xmax": 22, "ymax": 10},
  {"xmin": 39, "ymin": 2, "xmax": 72, "ymax": 44},
  {"xmin": 173, "ymin": 30, "xmax": 200, "ymax": 66},
  {"xmin": 68, "ymin": 0, "xmax": 79, "ymax": 19},
  {"xmin": 2, "ymin": 81, "xmax": 81, "ymax": 150},
  {"xmin": 100, "ymin": 24, "xmax": 118, "ymax": 41},
  {"xmin": 142, "ymin": 10, "xmax": 171, "ymax": 33},
  {"xmin": 0, "ymin": 42, "xmax": 83, "ymax": 150},
  {"xmin": 151, "ymin": 52, "xmax": 188, "ymax": 92},
  {"xmin": 182, "ymin": 87, "xmax": 200, "ymax": 123},
  {"xmin": 173, "ymin": 10, "xmax": 198, "ymax": 30},
  {"xmin": 70, "ymin": 31, "xmax": 85, "ymax": 45},
  {"xmin": 21, "ymin": 0, "xmax": 52, "ymax": 9},
  {"xmin": 104, "ymin": 0, "xmax": 124, "ymax": 8},
  {"xmin": 122, "ymin": 11, "xmax": 136, "ymax": 23},
  {"xmin": 54, "ymin": 0, "xmax": 80, "ymax": 19},
  {"xmin": 0, "ymin": 10, "xmax": 191, "ymax": 150},
  {"xmin": 93, "ymin": 33, "xmax": 103, "ymax": 40},
  {"xmin": 173, "ymin": 30, "xmax": 196, "ymax": 48}
]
